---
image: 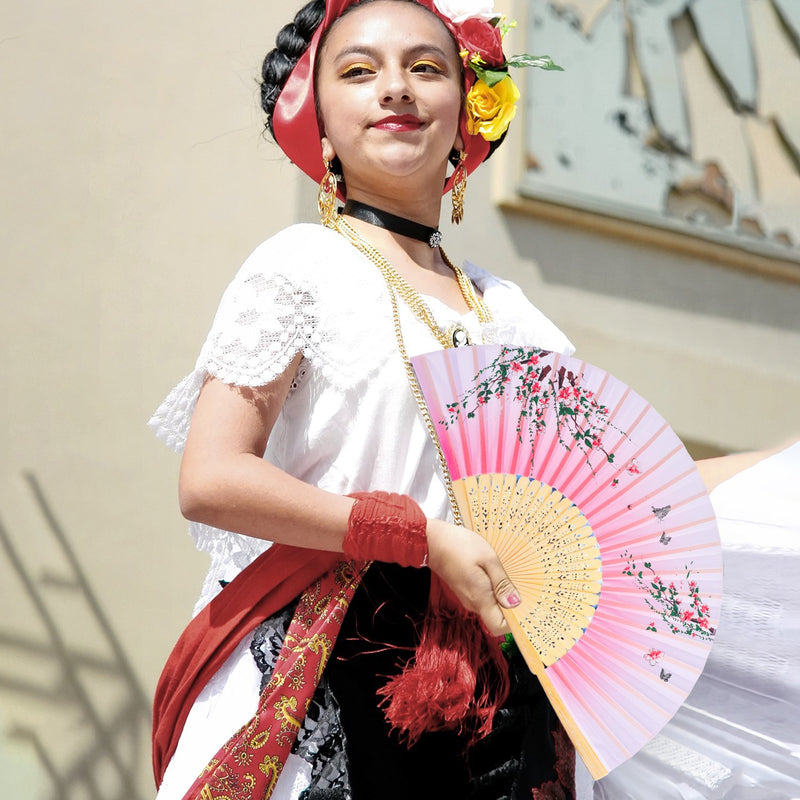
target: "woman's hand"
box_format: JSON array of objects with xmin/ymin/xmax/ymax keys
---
[{"xmin": 425, "ymin": 517, "xmax": 521, "ymax": 637}]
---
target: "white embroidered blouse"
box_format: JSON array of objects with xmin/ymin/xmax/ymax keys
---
[{"xmin": 149, "ymin": 223, "xmax": 574, "ymax": 614}]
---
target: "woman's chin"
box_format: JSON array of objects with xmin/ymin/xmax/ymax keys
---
[{"xmin": 344, "ymin": 153, "xmax": 449, "ymax": 193}]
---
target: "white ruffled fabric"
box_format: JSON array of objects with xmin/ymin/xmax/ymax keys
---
[
  {"xmin": 150, "ymin": 223, "xmax": 575, "ymax": 617},
  {"xmin": 591, "ymin": 442, "xmax": 800, "ymax": 799},
  {"xmin": 151, "ymin": 223, "xmax": 575, "ymax": 800}
]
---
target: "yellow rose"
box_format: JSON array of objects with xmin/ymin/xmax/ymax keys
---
[{"xmin": 465, "ymin": 75, "xmax": 520, "ymax": 141}]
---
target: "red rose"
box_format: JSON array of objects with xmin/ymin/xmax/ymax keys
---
[{"xmin": 456, "ymin": 18, "xmax": 505, "ymax": 68}]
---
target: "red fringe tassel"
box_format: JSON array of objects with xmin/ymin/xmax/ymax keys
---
[{"xmin": 377, "ymin": 575, "xmax": 510, "ymax": 744}]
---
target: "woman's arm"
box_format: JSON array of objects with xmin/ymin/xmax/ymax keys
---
[
  {"xmin": 696, "ymin": 435, "xmax": 799, "ymax": 492},
  {"xmin": 178, "ymin": 358, "xmax": 520, "ymax": 634},
  {"xmin": 179, "ymin": 353, "xmax": 354, "ymax": 551}
]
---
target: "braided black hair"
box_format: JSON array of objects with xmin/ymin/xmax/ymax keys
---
[{"xmin": 260, "ymin": 0, "xmax": 326, "ymax": 139}]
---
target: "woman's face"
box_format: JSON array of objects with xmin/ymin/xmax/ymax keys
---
[{"xmin": 316, "ymin": 1, "xmax": 464, "ymax": 198}]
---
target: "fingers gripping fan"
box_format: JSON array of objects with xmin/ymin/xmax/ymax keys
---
[{"xmin": 410, "ymin": 345, "xmax": 722, "ymax": 780}]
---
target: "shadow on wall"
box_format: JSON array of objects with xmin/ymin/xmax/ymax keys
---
[
  {"xmin": 0, "ymin": 474, "xmax": 151, "ymax": 800},
  {"xmin": 501, "ymin": 208, "xmax": 800, "ymax": 334}
]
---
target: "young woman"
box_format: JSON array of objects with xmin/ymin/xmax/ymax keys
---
[{"xmin": 151, "ymin": 2, "xmax": 578, "ymax": 798}]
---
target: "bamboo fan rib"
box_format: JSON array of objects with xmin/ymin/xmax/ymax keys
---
[
  {"xmin": 410, "ymin": 345, "xmax": 722, "ymax": 780},
  {"xmin": 452, "ymin": 474, "xmax": 601, "ymax": 667}
]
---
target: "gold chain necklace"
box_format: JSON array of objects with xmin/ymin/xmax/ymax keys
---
[
  {"xmin": 386, "ymin": 274, "xmax": 464, "ymax": 525},
  {"xmin": 330, "ymin": 215, "xmax": 493, "ymax": 349},
  {"xmin": 328, "ymin": 213, "xmax": 494, "ymax": 522}
]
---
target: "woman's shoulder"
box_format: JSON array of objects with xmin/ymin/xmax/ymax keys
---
[
  {"xmin": 250, "ymin": 222, "xmax": 339, "ymax": 253},
  {"xmin": 232, "ymin": 222, "xmax": 388, "ymax": 316},
  {"xmin": 201, "ymin": 223, "xmax": 394, "ymax": 388},
  {"xmin": 239, "ymin": 223, "xmax": 362, "ymax": 283},
  {"xmin": 462, "ymin": 260, "xmax": 575, "ymax": 356},
  {"xmin": 460, "ymin": 260, "xmax": 529, "ymax": 302}
]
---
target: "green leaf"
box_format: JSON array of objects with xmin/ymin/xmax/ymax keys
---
[
  {"xmin": 508, "ymin": 54, "xmax": 564, "ymax": 72},
  {"xmin": 470, "ymin": 62, "xmax": 510, "ymax": 88}
]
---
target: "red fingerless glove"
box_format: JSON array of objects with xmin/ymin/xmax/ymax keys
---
[{"xmin": 344, "ymin": 491, "xmax": 428, "ymax": 568}]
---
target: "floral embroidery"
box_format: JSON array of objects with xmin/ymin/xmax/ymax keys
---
[
  {"xmin": 199, "ymin": 761, "xmax": 259, "ymax": 800},
  {"xmin": 440, "ymin": 346, "xmax": 618, "ymax": 471},
  {"xmin": 191, "ymin": 560, "xmax": 367, "ymax": 800}
]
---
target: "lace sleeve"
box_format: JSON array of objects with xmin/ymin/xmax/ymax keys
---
[
  {"xmin": 199, "ymin": 268, "xmax": 321, "ymax": 387},
  {"xmin": 149, "ymin": 227, "xmax": 326, "ymax": 452}
]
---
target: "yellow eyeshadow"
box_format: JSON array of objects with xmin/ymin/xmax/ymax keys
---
[
  {"xmin": 411, "ymin": 59, "xmax": 443, "ymax": 71},
  {"xmin": 340, "ymin": 62, "xmax": 373, "ymax": 76}
]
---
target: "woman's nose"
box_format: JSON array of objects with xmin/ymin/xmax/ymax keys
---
[{"xmin": 378, "ymin": 67, "xmax": 413, "ymax": 103}]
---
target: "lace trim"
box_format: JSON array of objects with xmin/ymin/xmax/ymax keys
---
[
  {"xmin": 147, "ymin": 270, "xmax": 319, "ymax": 452},
  {"xmin": 189, "ymin": 523, "xmax": 272, "ymax": 616},
  {"xmin": 149, "ymin": 370, "xmax": 205, "ymax": 454},
  {"xmin": 201, "ymin": 272, "xmax": 324, "ymax": 389}
]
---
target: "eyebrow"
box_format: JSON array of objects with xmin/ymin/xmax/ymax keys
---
[{"xmin": 332, "ymin": 43, "xmax": 454, "ymax": 63}]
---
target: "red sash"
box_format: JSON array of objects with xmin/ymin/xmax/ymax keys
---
[{"xmin": 152, "ymin": 543, "xmax": 361, "ymax": 796}]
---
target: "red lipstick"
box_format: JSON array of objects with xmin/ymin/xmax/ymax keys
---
[{"xmin": 372, "ymin": 114, "xmax": 423, "ymax": 131}]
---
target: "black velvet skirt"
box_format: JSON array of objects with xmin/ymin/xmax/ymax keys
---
[{"xmin": 321, "ymin": 563, "xmax": 576, "ymax": 800}]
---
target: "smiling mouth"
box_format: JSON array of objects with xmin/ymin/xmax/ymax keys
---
[{"xmin": 372, "ymin": 115, "xmax": 424, "ymax": 132}]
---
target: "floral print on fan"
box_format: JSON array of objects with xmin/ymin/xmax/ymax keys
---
[
  {"xmin": 622, "ymin": 551, "xmax": 716, "ymax": 641},
  {"xmin": 440, "ymin": 346, "xmax": 618, "ymax": 469}
]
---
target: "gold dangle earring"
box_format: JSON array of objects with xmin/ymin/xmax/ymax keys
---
[
  {"xmin": 451, "ymin": 152, "xmax": 467, "ymax": 225},
  {"xmin": 318, "ymin": 159, "xmax": 338, "ymax": 228}
]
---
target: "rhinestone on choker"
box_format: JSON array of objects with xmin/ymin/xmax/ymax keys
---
[{"xmin": 342, "ymin": 200, "xmax": 443, "ymax": 248}]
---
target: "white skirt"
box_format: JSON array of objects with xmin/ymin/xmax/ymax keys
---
[{"xmin": 154, "ymin": 633, "xmax": 314, "ymax": 800}]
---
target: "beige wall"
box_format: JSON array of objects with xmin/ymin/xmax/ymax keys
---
[
  {"xmin": 1, "ymin": 3, "xmax": 294, "ymax": 796},
  {"xmin": 2, "ymin": 2, "xmax": 798, "ymax": 798}
]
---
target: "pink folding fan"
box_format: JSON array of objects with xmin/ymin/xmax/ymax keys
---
[{"xmin": 410, "ymin": 344, "xmax": 722, "ymax": 780}]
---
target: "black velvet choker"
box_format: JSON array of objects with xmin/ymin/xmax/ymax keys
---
[{"xmin": 341, "ymin": 200, "xmax": 442, "ymax": 248}]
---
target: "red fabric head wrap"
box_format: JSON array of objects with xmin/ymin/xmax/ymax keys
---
[{"xmin": 271, "ymin": 0, "xmax": 492, "ymax": 195}]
